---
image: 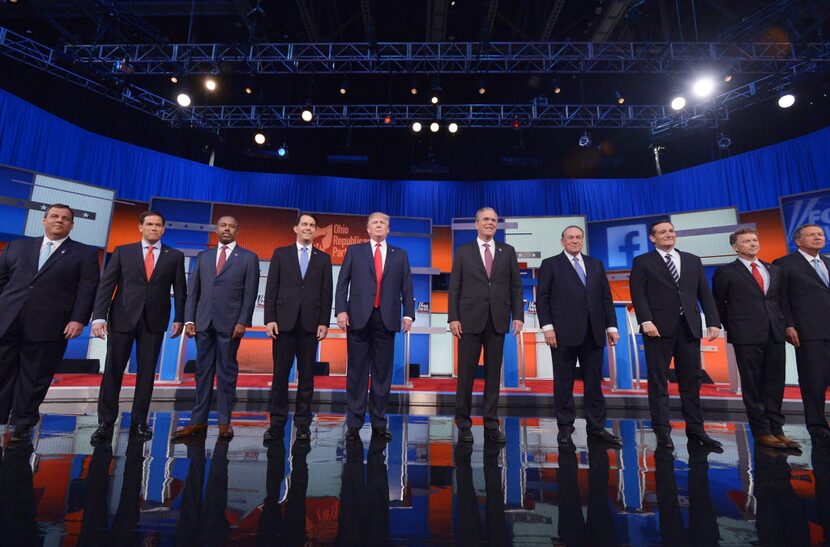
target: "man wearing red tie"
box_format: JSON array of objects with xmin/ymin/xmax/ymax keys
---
[{"xmin": 90, "ymin": 211, "xmax": 186, "ymax": 443}]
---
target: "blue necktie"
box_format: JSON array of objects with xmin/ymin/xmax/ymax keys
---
[
  {"xmin": 573, "ymin": 256, "xmax": 586, "ymax": 286},
  {"xmin": 38, "ymin": 241, "xmax": 53, "ymax": 270},
  {"xmin": 300, "ymin": 246, "xmax": 309, "ymax": 278},
  {"xmin": 814, "ymin": 258, "xmax": 829, "ymax": 288}
]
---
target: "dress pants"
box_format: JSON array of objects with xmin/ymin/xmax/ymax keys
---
[
  {"xmin": 455, "ymin": 314, "xmax": 504, "ymax": 431},
  {"xmin": 794, "ymin": 339, "xmax": 830, "ymax": 435},
  {"xmin": 337, "ymin": 438, "xmax": 390, "ymax": 545},
  {"xmin": 552, "ymin": 322, "xmax": 607, "ymax": 434},
  {"xmin": 732, "ymin": 336, "xmax": 786, "ymax": 437},
  {"xmin": 557, "ymin": 445, "xmax": 617, "ymax": 545},
  {"xmin": 643, "ymin": 317, "xmax": 706, "ymax": 436},
  {"xmin": 345, "ymin": 308, "xmax": 396, "ymax": 430},
  {"xmin": 753, "ymin": 448, "xmax": 810, "ymax": 546},
  {"xmin": 269, "ymin": 327, "xmax": 318, "ymax": 428},
  {"xmin": 455, "ymin": 442, "xmax": 507, "ymax": 547},
  {"xmin": 191, "ymin": 326, "xmax": 241, "ymax": 425},
  {"xmin": 0, "ymin": 313, "xmax": 67, "ymax": 428},
  {"xmin": 97, "ymin": 313, "xmax": 165, "ymax": 427}
]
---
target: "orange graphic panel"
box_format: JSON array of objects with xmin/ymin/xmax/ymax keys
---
[
  {"xmin": 432, "ymin": 226, "xmax": 453, "ymax": 272},
  {"xmin": 740, "ymin": 208, "xmax": 788, "ymax": 263},
  {"xmin": 310, "ymin": 213, "xmax": 370, "ymax": 265},
  {"xmin": 107, "ymin": 200, "xmax": 148, "ymax": 252},
  {"xmin": 236, "ymin": 334, "xmax": 273, "ymax": 373},
  {"xmin": 209, "ymin": 204, "xmax": 297, "ymax": 261},
  {"xmin": 319, "ymin": 333, "xmax": 348, "ymax": 374}
]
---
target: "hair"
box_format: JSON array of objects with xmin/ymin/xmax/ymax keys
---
[
  {"xmin": 729, "ymin": 227, "xmax": 759, "ymax": 245},
  {"xmin": 793, "ymin": 223, "xmax": 824, "ymax": 241},
  {"xmin": 216, "ymin": 215, "xmax": 238, "ymax": 226},
  {"xmin": 139, "ymin": 210, "xmax": 166, "ymax": 225},
  {"xmin": 649, "ymin": 220, "xmax": 674, "ymax": 235},
  {"xmin": 560, "ymin": 225, "xmax": 584, "ymax": 238},
  {"xmin": 367, "ymin": 211, "xmax": 390, "ymax": 224},
  {"xmin": 44, "ymin": 203, "xmax": 75, "ymax": 222},
  {"xmin": 295, "ymin": 212, "xmax": 318, "ymax": 226},
  {"xmin": 474, "ymin": 207, "xmax": 498, "ymax": 222}
]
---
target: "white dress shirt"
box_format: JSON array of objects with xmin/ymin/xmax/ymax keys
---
[
  {"xmin": 40, "ymin": 235, "xmax": 68, "ymax": 258},
  {"xmin": 737, "ymin": 256, "xmax": 769, "ymax": 294},
  {"xmin": 369, "ymin": 239, "xmax": 388, "ymax": 270},
  {"xmin": 798, "ymin": 248, "xmax": 829, "ymax": 281},
  {"xmin": 542, "ymin": 251, "xmax": 617, "ymax": 334},
  {"xmin": 216, "ymin": 240, "xmax": 237, "ymax": 268},
  {"xmin": 141, "ymin": 239, "xmax": 161, "ymax": 263},
  {"xmin": 476, "ymin": 237, "xmax": 496, "ymax": 268},
  {"xmin": 656, "ymin": 247, "xmax": 681, "ymax": 278}
]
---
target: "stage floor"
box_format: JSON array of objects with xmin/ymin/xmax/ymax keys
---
[{"xmin": 1, "ymin": 405, "xmax": 828, "ymax": 545}]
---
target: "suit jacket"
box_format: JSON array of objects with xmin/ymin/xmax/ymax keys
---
[
  {"xmin": 184, "ymin": 245, "xmax": 260, "ymax": 333},
  {"xmin": 448, "ymin": 240, "xmax": 524, "ymax": 334},
  {"xmin": 629, "ymin": 249, "xmax": 720, "ymax": 338},
  {"xmin": 264, "ymin": 244, "xmax": 332, "ymax": 333},
  {"xmin": 712, "ymin": 259, "xmax": 786, "ymax": 345},
  {"xmin": 0, "ymin": 236, "xmax": 99, "ymax": 341},
  {"xmin": 536, "ymin": 252, "xmax": 617, "ymax": 347},
  {"xmin": 773, "ymin": 252, "xmax": 830, "ymax": 340},
  {"xmin": 92, "ymin": 242, "xmax": 186, "ymax": 334},
  {"xmin": 335, "ymin": 241, "xmax": 414, "ymax": 332}
]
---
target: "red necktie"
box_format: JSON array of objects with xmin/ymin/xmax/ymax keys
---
[
  {"xmin": 144, "ymin": 245, "xmax": 155, "ymax": 280},
  {"xmin": 373, "ymin": 243, "xmax": 383, "ymax": 308},
  {"xmin": 751, "ymin": 261, "xmax": 765, "ymax": 293},
  {"xmin": 483, "ymin": 243, "xmax": 493, "ymax": 279},
  {"xmin": 216, "ymin": 245, "xmax": 227, "ymax": 275}
]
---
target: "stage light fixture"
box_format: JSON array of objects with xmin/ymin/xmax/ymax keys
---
[
  {"xmin": 778, "ymin": 93, "xmax": 795, "ymax": 108},
  {"xmin": 717, "ymin": 133, "xmax": 732, "ymax": 150},
  {"xmin": 301, "ymin": 108, "xmax": 313, "ymax": 122},
  {"xmin": 448, "ymin": 122, "xmax": 459, "ymax": 133},
  {"xmin": 412, "ymin": 121, "xmax": 422, "ymax": 132},
  {"xmin": 277, "ymin": 144, "xmax": 288, "ymax": 157},
  {"xmin": 254, "ymin": 132, "xmax": 266, "ymax": 145},
  {"xmin": 384, "ymin": 115, "xmax": 393, "ymax": 125},
  {"xmin": 170, "ymin": 76, "xmax": 178, "ymax": 84},
  {"xmin": 670, "ymin": 96, "xmax": 686, "ymax": 110},
  {"xmin": 205, "ymin": 77, "xmax": 217, "ymax": 91},
  {"xmin": 615, "ymin": 91, "xmax": 625, "ymax": 105},
  {"xmin": 431, "ymin": 95, "xmax": 439, "ymax": 105},
  {"xmin": 339, "ymin": 79, "xmax": 348, "ymax": 95},
  {"xmin": 692, "ymin": 77, "xmax": 715, "ymax": 98},
  {"xmin": 244, "ymin": 86, "xmax": 253, "ymax": 95},
  {"xmin": 724, "ymin": 74, "xmax": 733, "ymax": 82},
  {"xmin": 478, "ymin": 85, "xmax": 486, "ymax": 95},
  {"xmin": 430, "ymin": 122, "xmax": 440, "ymax": 132},
  {"xmin": 176, "ymin": 92, "xmax": 192, "ymax": 107},
  {"xmin": 511, "ymin": 119, "xmax": 520, "ymax": 129},
  {"xmin": 410, "ymin": 86, "xmax": 418, "ymax": 95},
  {"xmin": 553, "ymin": 80, "xmax": 562, "ymax": 94},
  {"xmin": 578, "ymin": 132, "xmax": 592, "ymax": 147}
]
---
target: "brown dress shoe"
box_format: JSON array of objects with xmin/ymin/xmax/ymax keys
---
[
  {"xmin": 774, "ymin": 433, "xmax": 802, "ymax": 449},
  {"xmin": 756, "ymin": 434, "xmax": 788, "ymax": 449},
  {"xmin": 218, "ymin": 425, "xmax": 234, "ymax": 438},
  {"xmin": 171, "ymin": 423, "xmax": 207, "ymax": 440}
]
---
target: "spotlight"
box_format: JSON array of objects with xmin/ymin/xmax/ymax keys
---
[
  {"xmin": 205, "ymin": 77, "xmax": 217, "ymax": 91},
  {"xmin": 244, "ymin": 86, "xmax": 253, "ymax": 95},
  {"xmin": 717, "ymin": 133, "xmax": 732, "ymax": 150},
  {"xmin": 670, "ymin": 96, "xmax": 686, "ymax": 111},
  {"xmin": 170, "ymin": 76, "xmax": 178, "ymax": 84},
  {"xmin": 431, "ymin": 95, "xmax": 439, "ymax": 105},
  {"xmin": 383, "ymin": 115, "xmax": 393, "ymax": 125},
  {"xmin": 410, "ymin": 86, "xmax": 418, "ymax": 95},
  {"xmin": 448, "ymin": 122, "xmax": 459, "ymax": 133},
  {"xmin": 430, "ymin": 122, "xmax": 440, "ymax": 132},
  {"xmin": 778, "ymin": 93, "xmax": 795, "ymax": 108},
  {"xmin": 254, "ymin": 132, "xmax": 266, "ymax": 145},
  {"xmin": 692, "ymin": 77, "xmax": 715, "ymax": 98},
  {"xmin": 578, "ymin": 132, "xmax": 592, "ymax": 147},
  {"xmin": 511, "ymin": 119, "xmax": 520, "ymax": 129},
  {"xmin": 615, "ymin": 91, "xmax": 625, "ymax": 105},
  {"xmin": 339, "ymin": 80, "xmax": 348, "ymax": 95},
  {"xmin": 412, "ymin": 121, "xmax": 422, "ymax": 132},
  {"xmin": 553, "ymin": 80, "xmax": 562, "ymax": 94},
  {"xmin": 176, "ymin": 92, "xmax": 192, "ymax": 107},
  {"xmin": 301, "ymin": 108, "xmax": 313, "ymax": 122},
  {"xmin": 478, "ymin": 85, "xmax": 486, "ymax": 95},
  {"xmin": 277, "ymin": 144, "xmax": 288, "ymax": 157},
  {"xmin": 724, "ymin": 74, "xmax": 733, "ymax": 82}
]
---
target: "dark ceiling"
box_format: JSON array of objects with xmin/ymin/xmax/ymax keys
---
[{"xmin": 1, "ymin": 0, "xmax": 830, "ymax": 181}]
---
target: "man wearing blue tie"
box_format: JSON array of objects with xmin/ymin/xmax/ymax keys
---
[{"xmin": 172, "ymin": 216, "xmax": 259, "ymax": 440}]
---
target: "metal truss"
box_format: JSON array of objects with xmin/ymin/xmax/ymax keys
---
[{"xmin": 62, "ymin": 40, "xmax": 830, "ymax": 74}]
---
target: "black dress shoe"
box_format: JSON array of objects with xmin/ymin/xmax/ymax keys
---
[
  {"xmin": 457, "ymin": 428, "xmax": 474, "ymax": 444},
  {"xmin": 484, "ymin": 429, "xmax": 506, "ymax": 444},
  {"xmin": 90, "ymin": 423, "xmax": 114, "ymax": 444},
  {"xmin": 588, "ymin": 429, "xmax": 623, "ymax": 447},
  {"xmin": 295, "ymin": 427, "xmax": 311, "ymax": 441},
  {"xmin": 687, "ymin": 432, "xmax": 724, "ymax": 453},
  {"xmin": 345, "ymin": 427, "xmax": 361, "ymax": 442},
  {"xmin": 130, "ymin": 423, "xmax": 153, "ymax": 439},
  {"xmin": 9, "ymin": 426, "xmax": 32, "ymax": 443},
  {"xmin": 263, "ymin": 425, "xmax": 284, "ymax": 443},
  {"xmin": 656, "ymin": 432, "xmax": 675, "ymax": 450},
  {"xmin": 557, "ymin": 434, "xmax": 575, "ymax": 450},
  {"xmin": 372, "ymin": 427, "xmax": 392, "ymax": 442},
  {"xmin": 810, "ymin": 432, "xmax": 830, "ymax": 448}
]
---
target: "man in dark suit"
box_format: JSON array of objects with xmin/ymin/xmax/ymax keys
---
[
  {"xmin": 536, "ymin": 225, "xmax": 621, "ymax": 449},
  {"xmin": 262, "ymin": 213, "xmax": 332, "ymax": 443},
  {"xmin": 773, "ymin": 223, "xmax": 830, "ymax": 447},
  {"xmin": 0, "ymin": 204, "xmax": 99, "ymax": 443},
  {"xmin": 449, "ymin": 207, "xmax": 523, "ymax": 445},
  {"xmin": 713, "ymin": 228, "xmax": 799, "ymax": 450},
  {"xmin": 629, "ymin": 221, "xmax": 722, "ymax": 451},
  {"xmin": 172, "ymin": 216, "xmax": 259, "ymax": 441},
  {"xmin": 90, "ymin": 211, "xmax": 186, "ymax": 443},
  {"xmin": 335, "ymin": 212, "xmax": 414, "ymax": 442}
]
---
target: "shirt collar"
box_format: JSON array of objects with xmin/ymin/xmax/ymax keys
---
[
  {"xmin": 798, "ymin": 248, "xmax": 822, "ymax": 262},
  {"xmin": 476, "ymin": 237, "xmax": 495, "ymax": 248},
  {"xmin": 564, "ymin": 251, "xmax": 582, "ymax": 262},
  {"xmin": 656, "ymin": 248, "xmax": 676, "ymax": 260},
  {"xmin": 218, "ymin": 241, "xmax": 236, "ymax": 252},
  {"xmin": 370, "ymin": 239, "xmax": 387, "ymax": 249},
  {"xmin": 296, "ymin": 241, "xmax": 312, "ymax": 252},
  {"xmin": 42, "ymin": 235, "xmax": 68, "ymax": 246},
  {"xmin": 141, "ymin": 239, "xmax": 160, "ymax": 250},
  {"xmin": 737, "ymin": 256, "xmax": 763, "ymax": 269}
]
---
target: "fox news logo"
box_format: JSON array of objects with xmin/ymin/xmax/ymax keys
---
[
  {"xmin": 784, "ymin": 195, "xmax": 830, "ymax": 248},
  {"xmin": 606, "ymin": 224, "xmax": 648, "ymax": 268}
]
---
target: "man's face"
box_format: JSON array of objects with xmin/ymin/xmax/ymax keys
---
[
  {"xmin": 649, "ymin": 222, "xmax": 676, "ymax": 249},
  {"xmin": 139, "ymin": 215, "xmax": 165, "ymax": 244},
  {"xmin": 732, "ymin": 232, "xmax": 760, "ymax": 259},
  {"xmin": 367, "ymin": 215, "xmax": 390, "ymax": 242},
  {"xmin": 561, "ymin": 227, "xmax": 584, "ymax": 255},
  {"xmin": 796, "ymin": 226, "xmax": 826, "ymax": 253},
  {"xmin": 294, "ymin": 215, "xmax": 317, "ymax": 244},
  {"xmin": 215, "ymin": 216, "xmax": 238, "ymax": 245},
  {"xmin": 475, "ymin": 209, "xmax": 498, "ymax": 241},
  {"xmin": 42, "ymin": 207, "xmax": 74, "ymax": 240}
]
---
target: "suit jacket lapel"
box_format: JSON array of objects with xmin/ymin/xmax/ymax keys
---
[
  {"xmin": 150, "ymin": 244, "xmax": 171, "ymax": 282},
  {"xmin": 653, "ymin": 250, "xmax": 676, "ymax": 285},
  {"xmin": 560, "ymin": 252, "xmax": 585, "ymax": 287},
  {"xmin": 470, "ymin": 242, "xmax": 488, "ymax": 279},
  {"xmin": 291, "ymin": 245, "xmax": 304, "ymax": 280},
  {"xmin": 732, "ymin": 259, "xmax": 764, "ymax": 296},
  {"xmin": 32, "ymin": 238, "xmax": 73, "ymax": 280},
  {"xmin": 383, "ymin": 245, "xmax": 395, "ymax": 277}
]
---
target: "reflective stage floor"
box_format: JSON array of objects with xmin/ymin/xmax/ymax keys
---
[{"xmin": 1, "ymin": 407, "xmax": 829, "ymax": 546}]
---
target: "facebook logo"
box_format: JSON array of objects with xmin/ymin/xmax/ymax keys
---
[{"xmin": 607, "ymin": 224, "xmax": 647, "ymax": 268}]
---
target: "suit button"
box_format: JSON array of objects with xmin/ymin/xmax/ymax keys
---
[
  {"xmin": 29, "ymin": 285, "xmax": 33, "ymax": 289},
  {"xmin": 488, "ymin": 282, "xmax": 492, "ymax": 286}
]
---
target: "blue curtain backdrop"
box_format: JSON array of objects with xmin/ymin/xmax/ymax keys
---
[{"xmin": 1, "ymin": 89, "xmax": 828, "ymax": 224}]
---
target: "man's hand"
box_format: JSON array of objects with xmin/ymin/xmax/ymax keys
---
[
  {"xmin": 642, "ymin": 323, "xmax": 661, "ymax": 338},
  {"xmin": 91, "ymin": 322, "xmax": 108, "ymax": 339},
  {"xmin": 608, "ymin": 331, "xmax": 620, "ymax": 346},
  {"xmin": 706, "ymin": 326, "xmax": 720, "ymax": 342},
  {"xmin": 232, "ymin": 323, "xmax": 246, "ymax": 340},
  {"xmin": 336, "ymin": 312, "xmax": 350, "ymax": 330},
  {"xmin": 170, "ymin": 322, "xmax": 183, "ymax": 338},
  {"xmin": 449, "ymin": 320, "xmax": 462, "ymax": 338},
  {"xmin": 185, "ymin": 324, "xmax": 196, "ymax": 338},
  {"xmin": 543, "ymin": 329, "xmax": 557, "ymax": 348},
  {"xmin": 512, "ymin": 320, "xmax": 523, "ymax": 336},
  {"xmin": 317, "ymin": 325, "xmax": 328, "ymax": 341},
  {"xmin": 402, "ymin": 318, "xmax": 413, "ymax": 333},
  {"xmin": 265, "ymin": 322, "xmax": 279, "ymax": 339},
  {"xmin": 785, "ymin": 327, "xmax": 800, "ymax": 348},
  {"xmin": 64, "ymin": 321, "xmax": 84, "ymax": 339}
]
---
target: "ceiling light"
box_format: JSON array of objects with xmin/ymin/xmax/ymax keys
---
[
  {"xmin": 412, "ymin": 121, "xmax": 422, "ymax": 132},
  {"xmin": 615, "ymin": 91, "xmax": 625, "ymax": 105},
  {"xmin": 670, "ymin": 96, "xmax": 686, "ymax": 110},
  {"xmin": 176, "ymin": 92, "xmax": 192, "ymax": 107},
  {"xmin": 578, "ymin": 132, "xmax": 592, "ymax": 147},
  {"xmin": 170, "ymin": 76, "xmax": 178, "ymax": 84},
  {"xmin": 448, "ymin": 122, "xmax": 459, "ymax": 133},
  {"xmin": 301, "ymin": 108, "xmax": 313, "ymax": 122},
  {"xmin": 277, "ymin": 144, "xmax": 288, "ymax": 157},
  {"xmin": 244, "ymin": 86, "xmax": 253, "ymax": 95},
  {"xmin": 254, "ymin": 132, "xmax": 266, "ymax": 145},
  {"xmin": 430, "ymin": 122, "xmax": 440, "ymax": 132},
  {"xmin": 204, "ymin": 77, "xmax": 217, "ymax": 91},
  {"xmin": 431, "ymin": 95, "xmax": 439, "ymax": 105},
  {"xmin": 692, "ymin": 77, "xmax": 715, "ymax": 98},
  {"xmin": 778, "ymin": 93, "xmax": 795, "ymax": 108}
]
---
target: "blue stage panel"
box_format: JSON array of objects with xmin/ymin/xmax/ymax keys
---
[
  {"xmin": 388, "ymin": 235, "xmax": 431, "ymax": 268},
  {"xmin": 0, "ymin": 165, "xmax": 33, "ymax": 237},
  {"xmin": 390, "ymin": 217, "xmax": 431, "ymax": 234}
]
